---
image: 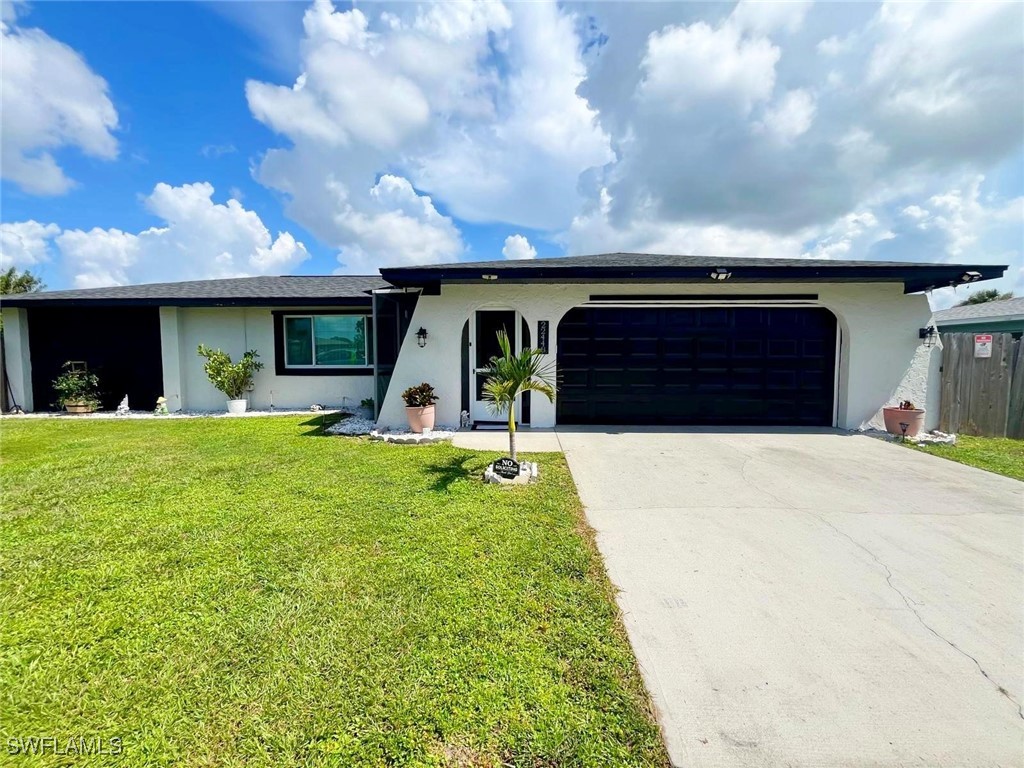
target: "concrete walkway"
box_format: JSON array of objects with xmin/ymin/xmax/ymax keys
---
[
  {"xmin": 557, "ymin": 427, "xmax": 1024, "ymax": 767},
  {"xmin": 452, "ymin": 428, "xmax": 564, "ymax": 452}
]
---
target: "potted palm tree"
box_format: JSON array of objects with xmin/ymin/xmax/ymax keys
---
[
  {"xmin": 402, "ymin": 383, "xmax": 438, "ymax": 433},
  {"xmin": 196, "ymin": 345, "xmax": 263, "ymax": 413},
  {"xmin": 52, "ymin": 362, "xmax": 101, "ymax": 413},
  {"xmin": 481, "ymin": 329, "xmax": 556, "ymax": 465}
]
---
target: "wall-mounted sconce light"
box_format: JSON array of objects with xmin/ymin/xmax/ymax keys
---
[
  {"xmin": 481, "ymin": 274, "xmax": 498, "ymax": 281},
  {"xmin": 918, "ymin": 325, "xmax": 938, "ymax": 347},
  {"xmin": 416, "ymin": 327, "xmax": 429, "ymax": 348},
  {"xmin": 709, "ymin": 268, "xmax": 732, "ymax": 281}
]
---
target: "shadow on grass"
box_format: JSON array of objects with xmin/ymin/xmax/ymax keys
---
[
  {"xmin": 422, "ymin": 451, "xmax": 490, "ymax": 492},
  {"xmin": 298, "ymin": 412, "xmax": 353, "ymax": 437}
]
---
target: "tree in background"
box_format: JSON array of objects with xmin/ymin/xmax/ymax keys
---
[
  {"xmin": 956, "ymin": 288, "xmax": 1014, "ymax": 306},
  {"xmin": 0, "ymin": 269, "xmax": 44, "ymax": 335},
  {"xmin": 0, "ymin": 267, "xmax": 44, "ymax": 296}
]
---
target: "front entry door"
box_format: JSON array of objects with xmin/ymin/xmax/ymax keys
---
[{"xmin": 471, "ymin": 309, "xmax": 518, "ymax": 423}]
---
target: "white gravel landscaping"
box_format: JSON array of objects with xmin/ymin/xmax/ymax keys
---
[
  {"xmin": 1, "ymin": 408, "xmax": 335, "ymax": 420},
  {"xmin": 324, "ymin": 415, "xmax": 378, "ymax": 435},
  {"xmin": 324, "ymin": 414, "xmax": 458, "ymax": 443}
]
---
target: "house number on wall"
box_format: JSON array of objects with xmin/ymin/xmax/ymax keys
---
[{"xmin": 538, "ymin": 321, "xmax": 549, "ymax": 354}]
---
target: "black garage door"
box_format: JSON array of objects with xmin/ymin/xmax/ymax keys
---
[
  {"xmin": 28, "ymin": 306, "xmax": 163, "ymax": 412},
  {"xmin": 557, "ymin": 306, "xmax": 837, "ymax": 426}
]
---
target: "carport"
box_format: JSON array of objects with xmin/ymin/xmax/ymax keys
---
[{"xmin": 26, "ymin": 305, "xmax": 163, "ymax": 411}]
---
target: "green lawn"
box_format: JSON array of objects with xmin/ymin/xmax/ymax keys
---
[
  {"xmin": 0, "ymin": 417, "xmax": 667, "ymax": 767},
  {"xmin": 909, "ymin": 434, "xmax": 1024, "ymax": 481}
]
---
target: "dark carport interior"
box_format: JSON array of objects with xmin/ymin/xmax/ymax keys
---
[{"xmin": 27, "ymin": 306, "xmax": 163, "ymax": 411}]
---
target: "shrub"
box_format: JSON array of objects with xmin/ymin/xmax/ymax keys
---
[
  {"xmin": 52, "ymin": 362, "xmax": 101, "ymax": 409},
  {"xmin": 196, "ymin": 345, "xmax": 263, "ymax": 400},
  {"xmin": 401, "ymin": 383, "xmax": 438, "ymax": 408}
]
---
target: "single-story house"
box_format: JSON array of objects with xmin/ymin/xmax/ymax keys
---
[
  {"xmin": 932, "ymin": 296, "xmax": 1024, "ymax": 339},
  {"xmin": 1, "ymin": 253, "xmax": 1006, "ymax": 431}
]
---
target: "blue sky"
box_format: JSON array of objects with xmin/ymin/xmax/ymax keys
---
[{"xmin": 1, "ymin": 0, "xmax": 1022, "ymax": 307}]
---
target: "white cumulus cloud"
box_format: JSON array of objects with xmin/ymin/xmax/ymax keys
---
[
  {"xmin": 0, "ymin": 220, "xmax": 60, "ymax": 268},
  {"xmin": 502, "ymin": 234, "xmax": 537, "ymax": 260},
  {"xmin": 6, "ymin": 182, "xmax": 310, "ymax": 288},
  {"xmin": 0, "ymin": 17, "xmax": 118, "ymax": 195},
  {"xmin": 246, "ymin": 0, "xmax": 611, "ymax": 273},
  {"xmin": 333, "ymin": 175, "xmax": 464, "ymax": 273},
  {"xmin": 756, "ymin": 89, "xmax": 816, "ymax": 142},
  {"xmin": 639, "ymin": 19, "xmax": 779, "ymax": 115}
]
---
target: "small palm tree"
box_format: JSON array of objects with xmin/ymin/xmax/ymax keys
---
[{"xmin": 481, "ymin": 329, "xmax": 556, "ymax": 462}]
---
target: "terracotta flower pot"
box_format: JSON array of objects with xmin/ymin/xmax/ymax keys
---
[
  {"xmin": 406, "ymin": 405, "xmax": 436, "ymax": 433},
  {"xmin": 882, "ymin": 407, "xmax": 925, "ymax": 437},
  {"xmin": 64, "ymin": 402, "xmax": 94, "ymax": 414}
]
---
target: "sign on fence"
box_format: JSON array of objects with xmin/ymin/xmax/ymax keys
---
[
  {"xmin": 974, "ymin": 334, "xmax": 993, "ymax": 358},
  {"xmin": 940, "ymin": 333, "xmax": 1023, "ymax": 438}
]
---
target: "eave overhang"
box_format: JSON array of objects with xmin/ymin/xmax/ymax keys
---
[{"xmin": 379, "ymin": 263, "xmax": 1008, "ymax": 295}]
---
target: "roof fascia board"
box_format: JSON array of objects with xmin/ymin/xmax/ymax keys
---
[
  {"xmin": 936, "ymin": 313, "xmax": 1024, "ymax": 326},
  {"xmin": 2, "ymin": 296, "xmax": 374, "ymax": 309},
  {"xmin": 380, "ymin": 264, "xmax": 1006, "ymax": 293}
]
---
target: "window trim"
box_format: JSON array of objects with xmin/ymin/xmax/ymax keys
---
[{"xmin": 272, "ymin": 310, "xmax": 374, "ymax": 377}]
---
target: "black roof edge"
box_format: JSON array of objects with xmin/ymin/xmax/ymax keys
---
[
  {"xmin": 379, "ymin": 263, "xmax": 1007, "ymax": 295},
  {"xmin": 0, "ymin": 296, "xmax": 373, "ymax": 309}
]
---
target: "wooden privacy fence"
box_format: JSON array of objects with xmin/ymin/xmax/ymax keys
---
[{"xmin": 939, "ymin": 333, "xmax": 1023, "ymax": 438}]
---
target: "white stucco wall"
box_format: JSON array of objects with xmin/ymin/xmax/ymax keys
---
[
  {"xmin": 375, "ymin": 281, "xmax": 937, "ymax": 431},
  {"xmin": 166, "ymin": 306, "xmax": 373, "ymax": 411},
  {"xmin": 1, "ymin": 307, "xmax": 33, "ymax": 411}
]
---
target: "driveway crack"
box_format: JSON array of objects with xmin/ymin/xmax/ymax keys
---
[
  {"xmin": 810, "ymin": 512, "xmax": 1024, "ymax": 721},
  {"xmin": 739, "ymin": 455, "xmax": 792, "ymax": 509}
]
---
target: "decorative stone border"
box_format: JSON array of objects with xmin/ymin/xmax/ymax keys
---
[
  {"xmin": 906, "ymin": 430, "xmax": 957, "ymax": 446},
  {"xmin": 484, "ymin": 461, "xmax": 539, "ymax": 485},
  {"xmin": 368, "ymin": 429, "xmax": 456, "ymax": 444},
  {"xmin": 859, "ymin": 428, "xmax": 957, "ymax": 446}
]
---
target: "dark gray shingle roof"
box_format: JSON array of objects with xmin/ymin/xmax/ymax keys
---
[
  {"xmin": 0, "ymin": 275, "xmax": 387, "ymax": 307},
  {"xmin": 933, "ymin": 296, "xmax": 1024, "ymax": 323}
]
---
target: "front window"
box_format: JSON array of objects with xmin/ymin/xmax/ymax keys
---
[{"xmin": 284, "ymin": 314, "xmax": 372, "ymax": 368}]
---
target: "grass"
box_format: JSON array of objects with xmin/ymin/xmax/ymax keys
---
[
  {"xmin": 0, "ymin": 416, "xmax": 667, "ymax": 767},
  {"xmin": 909, "ymin": 434, "xmax": 1024, "ymax": 481}
]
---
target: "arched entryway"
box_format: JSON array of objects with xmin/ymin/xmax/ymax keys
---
[
  {"xmin": 461, "ymin": 310, "xmax": 532, "ymax": 426},
  {"xmin": 556, "ymin": 305, "xmax": 838, "ymax": 426}
]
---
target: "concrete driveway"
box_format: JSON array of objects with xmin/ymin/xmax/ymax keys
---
[{"xmin": 558, "ymin": 428, "xmax": 1024, "ymax": 767}]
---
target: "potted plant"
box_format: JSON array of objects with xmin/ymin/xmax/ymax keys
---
[
  {"xmin": 52, "ymin": 362, "xmax": 101, "ymax": 413},
  {"xmin": 401, "ymin": 382, "xmax": 438, "ymax": 433},
  {"xmin": 882, "ymin": 399, "xmax": 926, "ymax": 438},
  {"xmin": 481, "ymin": 330, "xmax": 556, "ymax": 463},
  {"xmin": 196, "ymin": 345, "xmax": 263, "ymax": 414}
]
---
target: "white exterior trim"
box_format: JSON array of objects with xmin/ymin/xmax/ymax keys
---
[{"xmin": 375, "ymin": 281, "xmax": 939, "ymax": 432}]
